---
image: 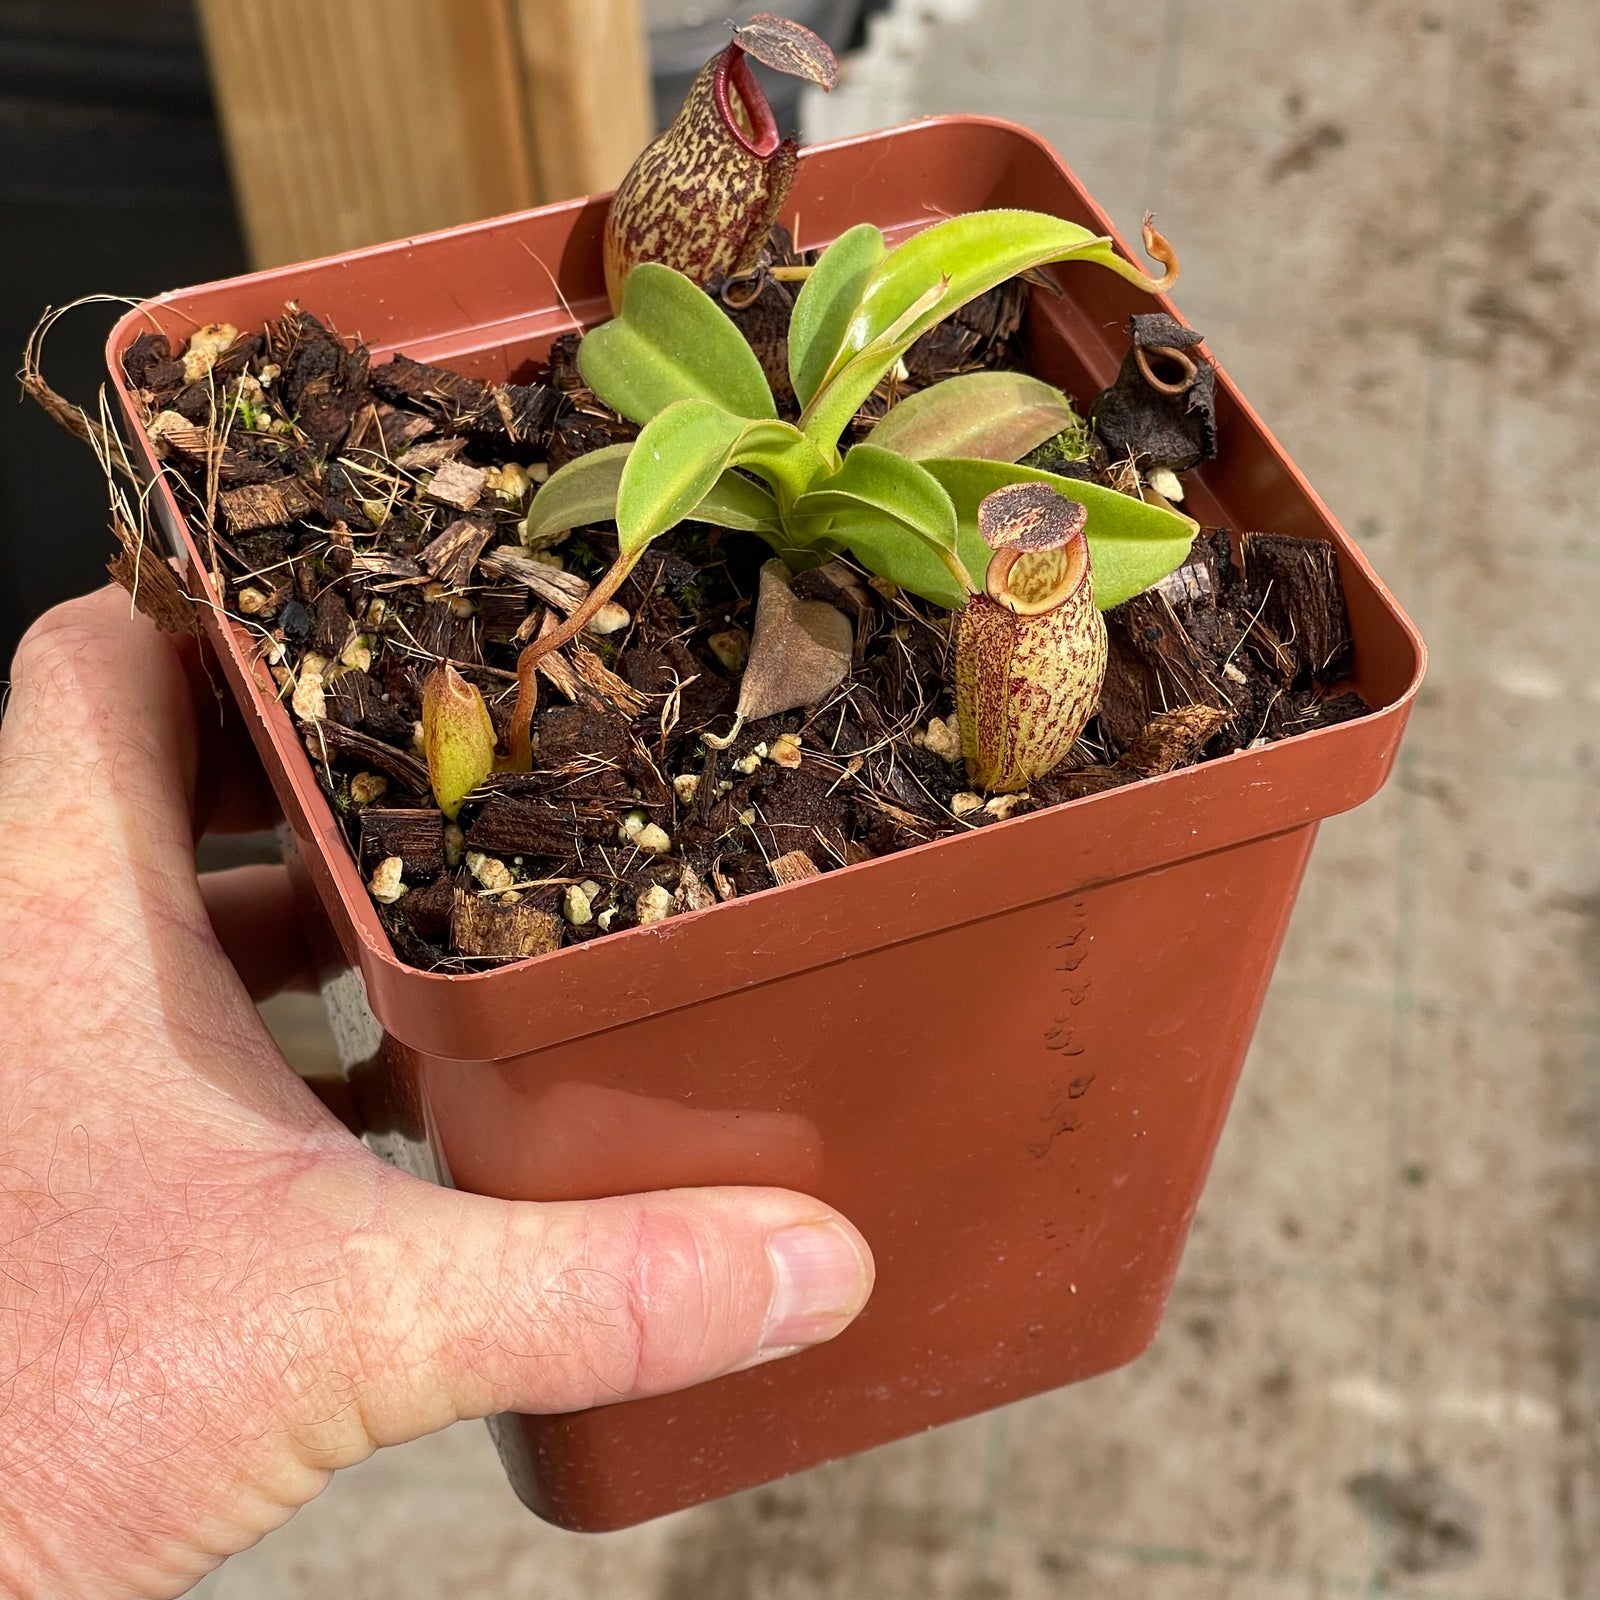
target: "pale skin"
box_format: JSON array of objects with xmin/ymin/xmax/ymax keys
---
[{"xmin": 0, "ymin": 588, "xmax": 874, "ymax": 1600}]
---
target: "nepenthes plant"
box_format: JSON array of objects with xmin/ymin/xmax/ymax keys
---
[{"xmin": 484, "ymin": 20, "xmax": 1198, "ymax": 792}]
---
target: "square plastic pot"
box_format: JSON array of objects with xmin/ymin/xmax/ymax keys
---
[{"xmin": 108, "ymin": 117, "xmax": 1425, "ymax": 1531}]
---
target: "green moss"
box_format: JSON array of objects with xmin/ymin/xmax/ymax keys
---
[{"xmin": 1019, "ymin": 412, "xmax": 1092, "ymax": 473}]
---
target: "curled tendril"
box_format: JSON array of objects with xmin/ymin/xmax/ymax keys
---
[{"xmin": 1135, "ymin": 214, "xmax": 1180, "ymax": 293}]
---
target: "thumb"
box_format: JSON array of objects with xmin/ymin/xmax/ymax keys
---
[{"xmin": 325, "ymin": 1176, "xmax": 874, "ymax": 1453}]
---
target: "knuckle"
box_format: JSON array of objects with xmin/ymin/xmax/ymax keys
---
[
  {"xmin": 543, "ymin": 1205, "xmax": 721, "ymax": 1401},
  {"xmin": 614, "ymin": 1206, "xmax": 723, "ymax": 1389},
  {"xmin": 409, "ymin": 1195, "xmax": 752, "ymax": 1418},
  {"xmin": 11, "ymin": 595, "xmax": 108, "ymax": 685}
]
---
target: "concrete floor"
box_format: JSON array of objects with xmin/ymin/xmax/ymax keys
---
[{"xmin": 209, "ymin": 0, "xmax": 1600, "ymax": 1594}]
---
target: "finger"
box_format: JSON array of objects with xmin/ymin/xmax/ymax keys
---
[
  {"xmin": 333, "ymin": 1181, "xmax": 874, "ymax": 1451},
  {"xmin": 200, "ymin": 863, "xmax": 316, "ymax": 1000},
  {"xmin": 0, "ymin": 592, "xmax": 329, "ymax": 1121},
  {"xmin": 2, "ymin": 591, "xmax": 287, "ymax": 874},
  {"xmin": 2, "ymin": 589, "xmax": 200, "ymax": 914}
]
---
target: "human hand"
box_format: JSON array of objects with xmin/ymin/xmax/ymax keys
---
[{"xmin": 0, "ymin": 588, "xmax": 874, "ymax": 1600}]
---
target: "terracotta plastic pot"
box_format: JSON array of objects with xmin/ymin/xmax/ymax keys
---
[{"xmin": 108, "ymin": 117, "xmax": 1424, "ymax": 1532}]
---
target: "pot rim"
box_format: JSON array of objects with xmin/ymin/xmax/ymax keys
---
[{"xmin": 105, "ymin": 114, "xmax": 1426, "ymax": 1022}]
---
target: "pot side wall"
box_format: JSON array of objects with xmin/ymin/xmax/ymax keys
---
[{"xmin": 307, "ymin": 821, "xmax": 1317, "ymax": 1529}]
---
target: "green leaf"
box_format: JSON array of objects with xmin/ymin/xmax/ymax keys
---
[
  {"xmin": 799, "ymin": 278, "xmax": 957, "ymax": 452},
  {"xmin": 802, "ymin": 210, "xmax": 1159, "ymax": 448},
  {"xmin": 867, "ymin": 371, "xmax": 1083, "ymax": 463},
  {"xmin": 693, "ymin": 470, "xmax": 787, "ymax": 535},
  {"xmin": 617, "ymin": 400, "xmax": 808, "ymax": 553},
  {"xmin": 523, "ymin": 443, "xmax": 784, "ymax": 545},
  {"xmin": 793, "ymin": 444, "xmax": 961, "ymax": 566},
  {"xmin": 832, "ymin": 514, "xmax": 974, "ymax": 610},
  {"xmin": 577, "ymin": 262, "xmax": 777, "ymax": 425},
  {"xmin": 520, "ymin": 443, "xmax": 631, "ymax": 545},
  {"xmin": 787, "ymin": 222, "xmax": 885, "ymax": 409},
  {"xmin": 923, "ymin": 458, "xmax": 1199, "ymax": 610}
]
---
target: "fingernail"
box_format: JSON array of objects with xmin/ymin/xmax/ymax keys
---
[{"xmin": 763, "ymin": 1222, "xmax": 872, "ymax": 1352}]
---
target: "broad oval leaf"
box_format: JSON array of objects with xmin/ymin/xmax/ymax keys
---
[
  {"xmin": 868, "ymin": 371, "xmax": 1082, "ymax": 463},
  {"xmin": 520, "ymin": 443, "xmax": 632, "ymax": 545},
  {"xmin": 798, "ymin": 277, "xmax": 952, "ymax": 445},
  {"xmin": 923, "ymin": 458, "xmax": 1199, "ymax": 610},
  {"xmin": 524, "ymin": 443, "xmax": 784, "ymax": 544},
  {"xmin": 802, "ymin": 210, "xmax": 1160, "ymax": 447},
  {"xmin": 617, "ymin": 400, "xmax": 803, "ymax": 553},
  {"xmin": 834, "ymin": 514, "xmax": 973, "ymax": 610},
  {"xmin": 848, "ymin": 212, "xmax": 1126, "ymax": 357},
  {"xmin": 695, "ymin": 469, "xmax": 786, "ymax": 535},
  {"xmin": 578, "ymin": 262, "xmax": 777, "ymax": 425},
  {"xmin": 787, "ymin": 222, "xmax": 885, "ymax": 409},
  {"xmin": 792, "ymin": 443, "xmax": 959, "ymax": 560}
]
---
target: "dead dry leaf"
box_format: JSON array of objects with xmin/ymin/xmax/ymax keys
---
[{"xmin": 736, "ymin": 560, "xmax": 852, "ymax": 723}]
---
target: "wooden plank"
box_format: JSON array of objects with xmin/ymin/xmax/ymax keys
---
[
  {"xmin": 196, "ymin": 0, "xmax": 650, "ymax": 267},
  {"xmin": 510, "ymin": 0, "xmax": 654, "ymax": 203}
]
